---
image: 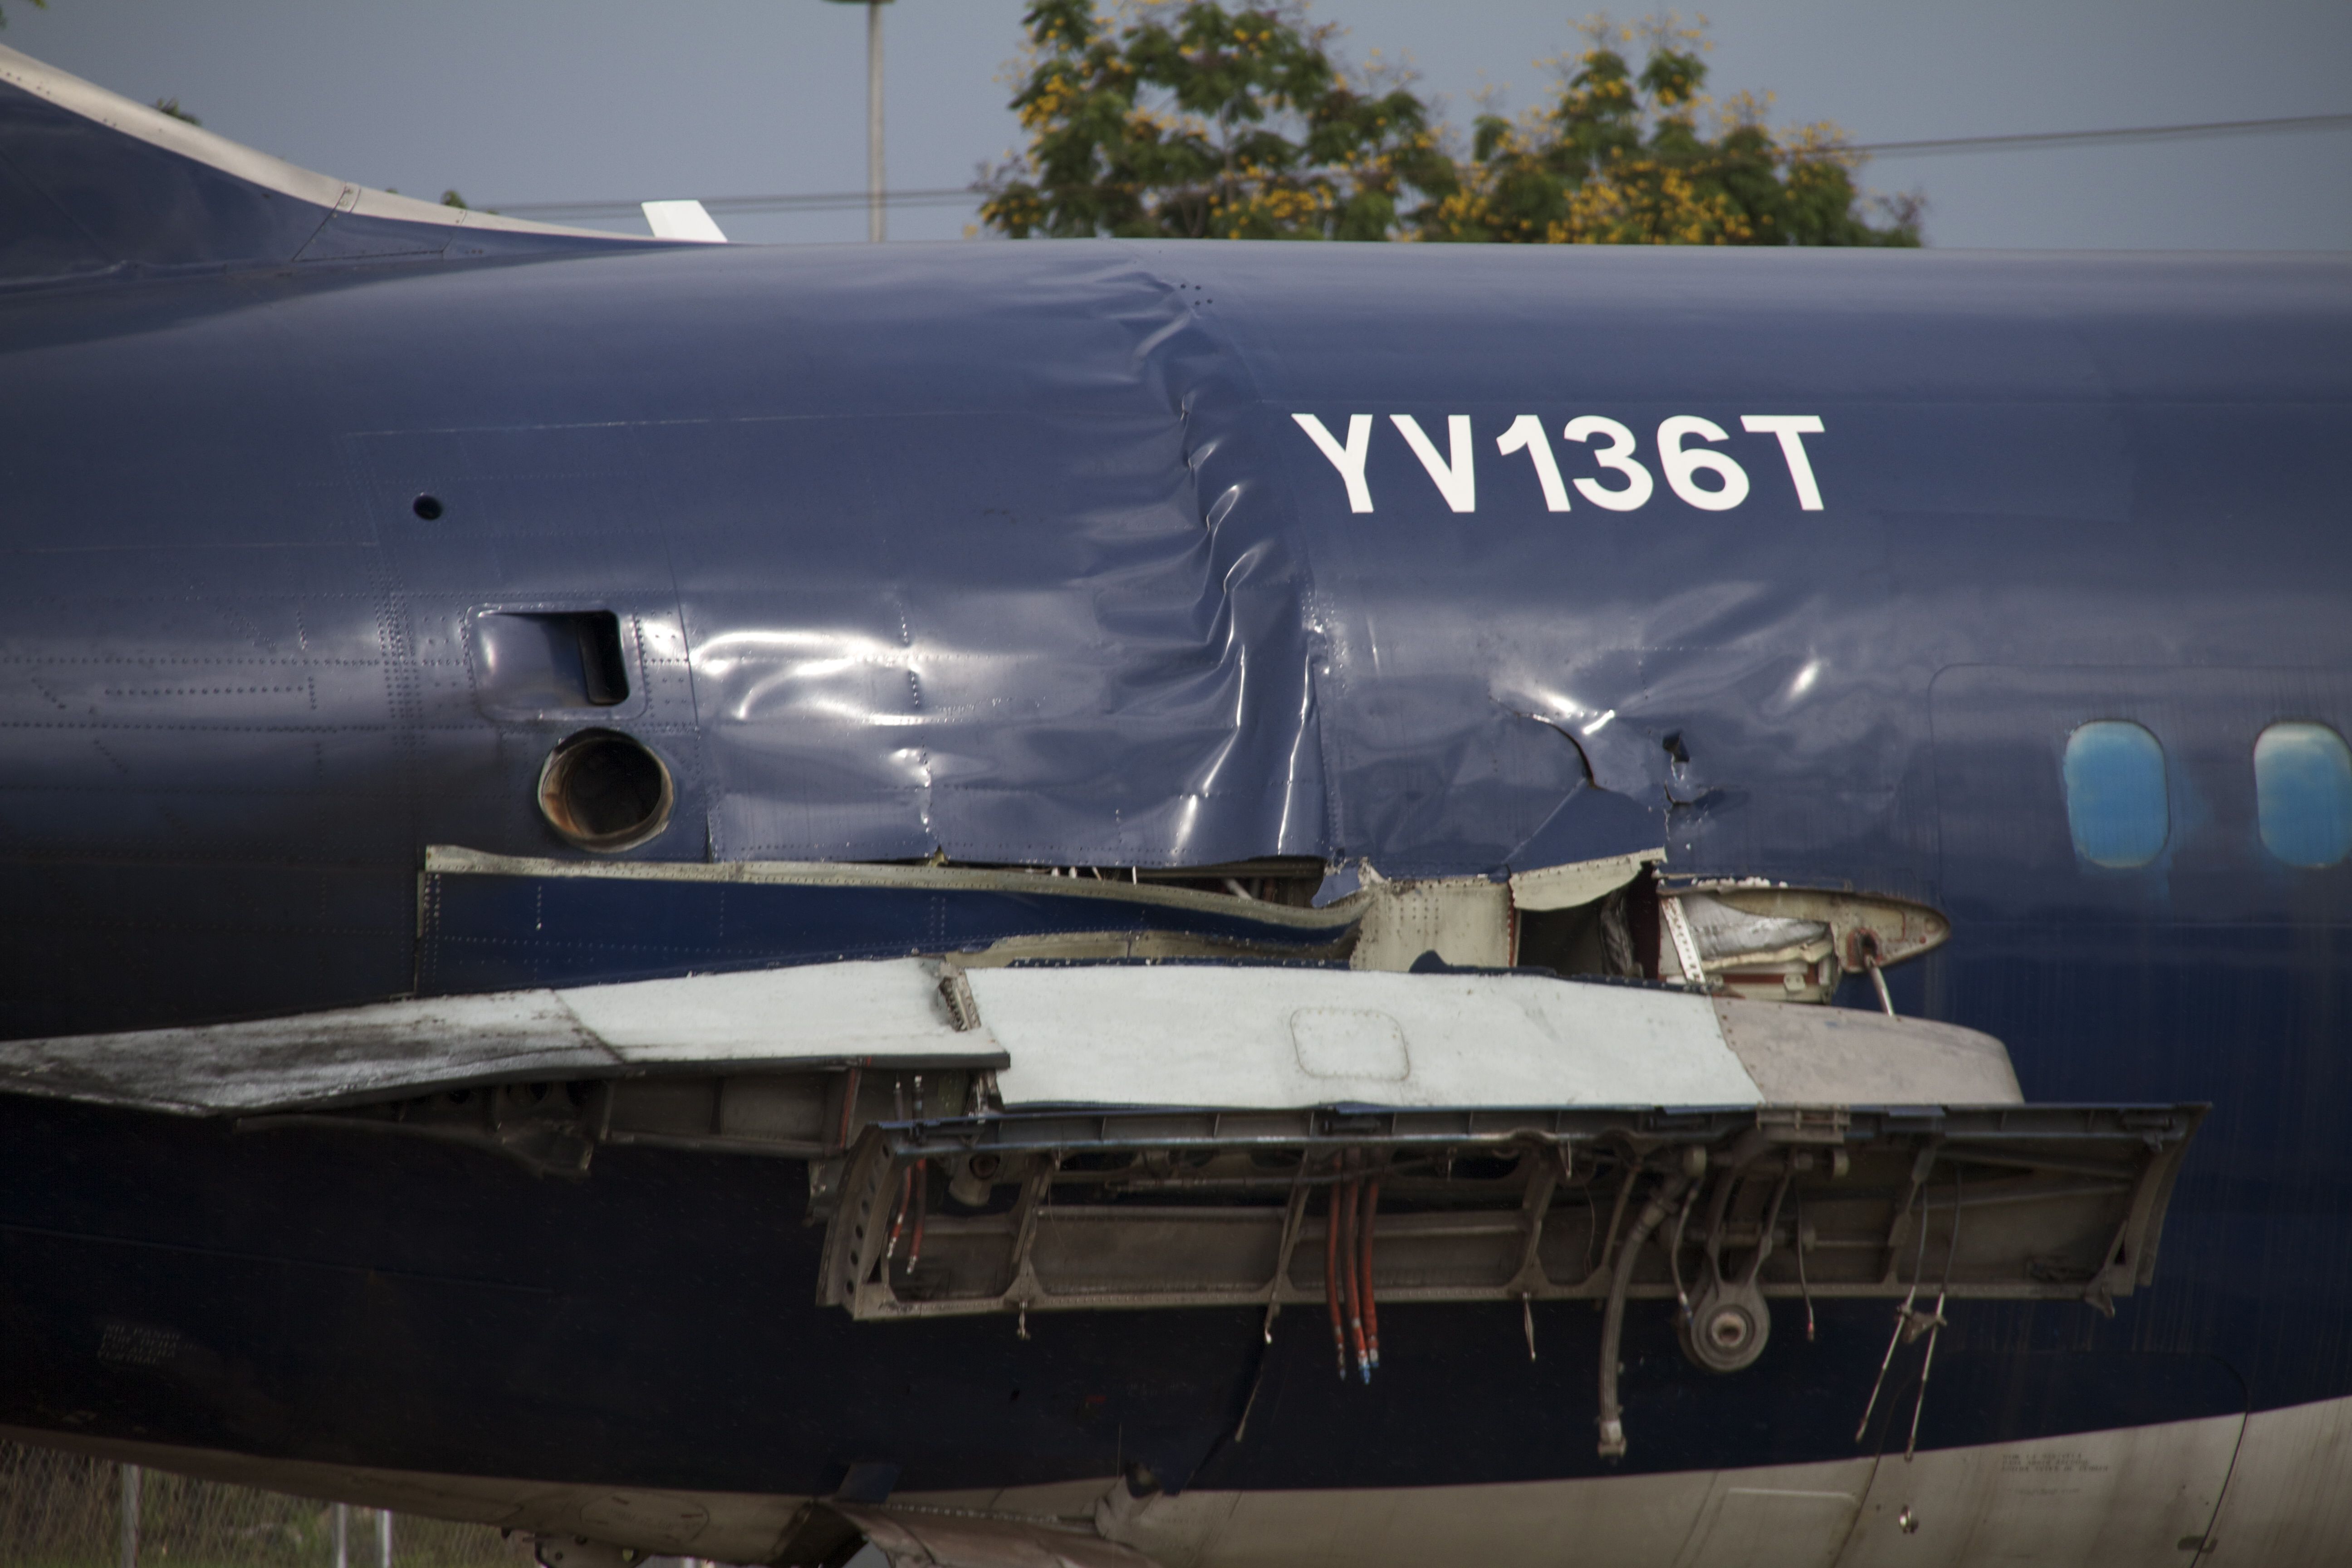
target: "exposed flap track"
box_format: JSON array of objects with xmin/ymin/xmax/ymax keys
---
[{"xmin": 818, "ymin": 1103, "xmax": 2204, "ymax": 1323}]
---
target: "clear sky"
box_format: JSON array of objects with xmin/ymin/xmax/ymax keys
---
[{"xmin": 6, "ymin": 0, "xmax": 2347, "ymax": 249}]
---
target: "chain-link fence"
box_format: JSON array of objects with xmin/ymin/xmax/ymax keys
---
[{"xmin": 0, "ymin": 1441, "xmax": 530, "ymax": 1568}]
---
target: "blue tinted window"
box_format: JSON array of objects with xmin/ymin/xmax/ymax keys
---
[
  {"xmin": 2064, "ymin": 721, "xmax": 2168, "ymax": 867},
  {"xmin": 2255, "ymin": 722, "xmax": 2352, "ymax": 868}
]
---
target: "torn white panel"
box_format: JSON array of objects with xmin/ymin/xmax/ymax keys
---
[
  {"xmin": 0, "ymin": 959, "xmax": 997, "ymax": 1115},
  {"xmin": 0, "ymin": 991, "xmax": 609, "ymax": 1115},
  {"xmin": 1657, "ymin": 883, "xmax": 1950, "ymax": 1005},
  {"xmin": 642, "ymin": 199, "xmax": 728, "ymax": 243},
  {"xmin": 1675, "ymin": 883, "xmax": 1949, "ymax": 974},
  {"xmin": 1508, "ymin": 848, "xmax": 1662, "ymax": 912},
  {"xmin": 1678, "ymin": 893, "xmax": 1828, "ymax": 960},
  {"xmin": 975, "ymin": 966, "xmax": 1764, "ymax": 1110}
]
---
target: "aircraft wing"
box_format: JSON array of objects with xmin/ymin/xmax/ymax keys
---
[{"xmin": 0, "ymin": 44, "xmax": 657, "ymax": 287}]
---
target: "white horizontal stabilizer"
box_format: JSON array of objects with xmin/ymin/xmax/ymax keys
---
[{"xmin": 641, "ymin": 199, "xmax": 728, "ymax": 243}]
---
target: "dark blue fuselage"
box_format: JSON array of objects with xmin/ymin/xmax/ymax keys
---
[{"xmin": 1, "ymin": 239, "xmax": 2347, "ymax": 1497}]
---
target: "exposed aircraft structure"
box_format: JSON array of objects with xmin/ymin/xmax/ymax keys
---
[{"xmin": 2, "ymin": 40, "xmax": 2349, "ymax": 1568}]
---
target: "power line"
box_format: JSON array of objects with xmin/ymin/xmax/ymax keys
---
[
  {"xmin": 1849, "ymin": 110, "xmax": 2352, "ymax": 157},
  {"xmin": 491, "ymin": 110, "xmax": 2352, "ymax": 221},
  {"xmin": 497, "ymin": 187, "xmax": 979, "ymax": 220}
]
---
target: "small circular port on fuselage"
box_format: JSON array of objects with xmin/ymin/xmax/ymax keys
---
[{"xmin": 537, "ymin": 728, "xmax": 673, "ymax": 852}]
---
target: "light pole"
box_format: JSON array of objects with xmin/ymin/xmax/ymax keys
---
[
  {"xmin": 118, "ymin": 1465, "xmax": 138, "ymax": 1568},
  {"xmin": 823, "ymin": 0, "xmax": 892, "ymax": 241}
]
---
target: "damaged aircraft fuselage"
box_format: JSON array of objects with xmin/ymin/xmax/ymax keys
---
[{"xmin": 3, "ymin": 40, "xmax": 2351, "ymax": 1568}]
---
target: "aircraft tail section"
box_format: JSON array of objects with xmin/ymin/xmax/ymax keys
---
[{"xmin": 0, "ymin": 44, "xmax": 652, "ymax": 286}]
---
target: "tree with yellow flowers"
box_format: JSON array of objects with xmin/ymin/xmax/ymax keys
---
[
  {"xmin": 980, "ymin": 5, "xmax": 1921, "ymax": 247},
  {"xmin": 1419, "ymin": 16, "xmax": 1918, "ymax": 245},
  {"xmin": 979, "ymin": 0, "xmax": 1452, "ymax": 240}
]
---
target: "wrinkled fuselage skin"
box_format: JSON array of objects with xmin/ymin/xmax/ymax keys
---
[{"xmin": 2, "ymin": 243, "xmax": 2349, "ymax": 1557}]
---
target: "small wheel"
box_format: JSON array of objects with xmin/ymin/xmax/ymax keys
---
[{"xmin": 1677, "ymin": 1280, "xmax": 1772, "ymax": 1373}]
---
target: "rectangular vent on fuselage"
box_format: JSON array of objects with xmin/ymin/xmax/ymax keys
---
[{"xmin": 471, "ymin": 611, "xmax": 630, "ymax": 716}]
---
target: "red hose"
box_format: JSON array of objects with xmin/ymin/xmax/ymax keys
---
[
  {"xmin": 1359, "ymin": 1174, "xmax": 1382, "ymax": 1374},
  {"xmin": 835, "ymin": 1065, "xmax": 863, "ymax": 1150},
  {"xmin": 1325, "ymin": 1176, "xmax": 1347, "ymax": 1379},
  {"xmin": 1340, "ymin": 1178, "xmax": 1368, "ymax": 1382}
]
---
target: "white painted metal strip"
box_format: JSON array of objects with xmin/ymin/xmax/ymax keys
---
[
  {"xmin": 975, "ymin": 966, "xmax": 1764, "ymax": 1111},
  {"xmin": 1661, "ymin": 892, "xmax": 1708, "ymax": 985}
]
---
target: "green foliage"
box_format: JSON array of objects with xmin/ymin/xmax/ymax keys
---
[
  {"xmin": 979, "ymin": 0, "xmax": 1452, "ymax": 240},
  {"xmin": 152, "ymin": 97, "xmax": 200, "ymax": 126},
  {"xmin": 441, "ymin": 189, "xmax": 470, "ymax": 208},
  {"xmin": 1420, "ymin": 17, "xmax": 1918, "ymax": 246},
  {"xmin": 980, "ymin": 5, "xmax": 1921, "ymax": 246}
]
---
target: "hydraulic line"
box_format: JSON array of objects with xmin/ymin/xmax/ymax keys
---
[
  {"xmin": 1794, "ymin": 1186, "xmax": 1817, "ymax": 1342},
  {"xmin": 907, "ymin": 1076, "xmax": 929, "ymax": 1268},
  {"xmin": 1325, "ymin": 1175, "xmax": 1347, "ymax": 1379},
  {"xmin": 1906, "ymin": 1172, "xmax": 1963, "ymax": 1461},
  {"xmin": 907, "ymin": 1158, "xmax": 928, "ymax": 1268},
  {"xmin": 885, "ymin": 1166, "xmax": 913, "ymax": 1261},
  {"xmin": 884, "ymin": 1075, "xmax": 914, "ymax": 1261},
  {"xmin": 1666, "ymin": 1183, "xmax": 1699, "ymax": 1316},
  {"xmin": 1359, "ymin": 1173, "xmax": 1382, "ymax": 1374},
  {"xmin": 834, "ymin": 1065, "xmax": 863, "ymax": 1150},
  {"xmin": 1597, "ymin": 1164, "xmax": 1699, "ymax": 1460},
  {"xmin": 1596, "ymin": 1161, "xmax": 1639, "ymax": 1275},
  {"xmin": 1339, "ymin": 1177, "xmax": 1368, "ymax": 1382},
  {"xmin": 1857, "ymin": 1183, "xmax": 1932, "ymax": 1444}
]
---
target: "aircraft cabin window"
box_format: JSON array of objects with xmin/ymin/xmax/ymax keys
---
[
  {"xmin": 2254, "ymin": 721, "xmax": 2352, "ymax": 868},
  {"xmin": 2063, "ymin": 721, "xmax": 2168, "ymax": 868}
]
